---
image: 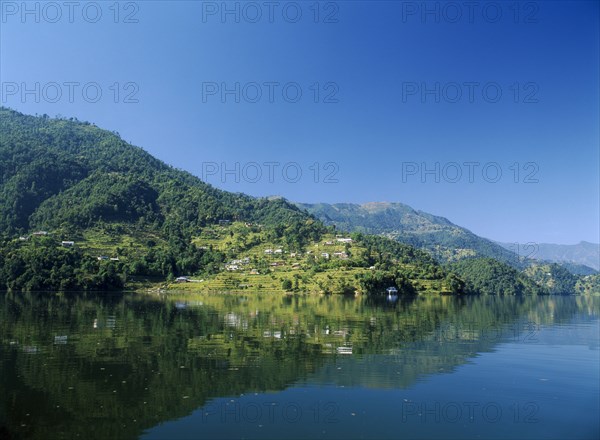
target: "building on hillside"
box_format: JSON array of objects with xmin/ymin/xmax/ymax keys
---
[{"xmin": 61, "ymin": 241, "xmax": 75, "ymax": 247}]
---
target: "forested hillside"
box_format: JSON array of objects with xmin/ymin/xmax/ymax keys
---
[
  {"xmin": 0, "ymin": 108, "xmax": 457, "ymax": 293},
  {"xmin": 0, "ymin": 108, "xmax": 591, "ymax": 295}
]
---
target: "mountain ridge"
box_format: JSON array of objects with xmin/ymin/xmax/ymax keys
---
[
  {"xmin": 497, "ymin": 240, "xmax": 600, "ymax": 271},
  {"xmin": 0, "ymin": 107, "xmax": 462, "ymax": 294},
  {"xmin": 295, "ymin": 201, "xmax": 599, "ymax": 275},
  {"xmin": 295, "ymin": 201, "xmax": 523, "ymax": 266},
  {"xmin": 0, "ymin": 107, "xmax": 594, "ymax": 295}
]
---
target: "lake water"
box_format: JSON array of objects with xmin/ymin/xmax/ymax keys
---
[{"xmin": 0, "ymin": 293, "xmax": 598, "ymax": 440}]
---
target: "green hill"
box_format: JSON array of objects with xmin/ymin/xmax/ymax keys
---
[
  {"xmin": 449, "ymin": 258, "xmax": 547, "ymax": 296},
  {"xmin": 0, "ymin": 108, "xmax": 461, "ymax": 294},
  {"xmin": 0, "ymin": 108, "xmax": 589, "ymax": 295}
]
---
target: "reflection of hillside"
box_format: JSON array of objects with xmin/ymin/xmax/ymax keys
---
[{"xmin": 0, "ymin": 293, "xmax": 597, "ymax": 440}]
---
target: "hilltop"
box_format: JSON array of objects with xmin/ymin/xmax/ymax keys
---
[
  {"xmin": 0, "ymin": 108, "xmax": 460, "ymax": 294},
  {"xmin": 295, "ymin": 202, "xmax": 523, "ymax": 265},
  {"xmin": 0, "ymin": 108, "xmax": 592, "ymax": 295}
]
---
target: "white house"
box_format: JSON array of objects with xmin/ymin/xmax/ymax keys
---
[
  {"xmin": 336, "ymin": 238, "xmax": 352, "ymax": 243},
  {"xmin": 321, "ymin": 252, "xmax": 330, "ymax": 259},
  {"xmin": 264, "ymin": 249, "xmax": 273, "ymax": 254},
  {"xmin": 61, "ymin": 241, "xmax": 75, "ymax": 247}
]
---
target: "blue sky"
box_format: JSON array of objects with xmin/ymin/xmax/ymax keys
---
[{"xmin": 1, "ymin": 0, "xmax": 598, "ymax": 244}]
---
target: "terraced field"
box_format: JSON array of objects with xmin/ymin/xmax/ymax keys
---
[{"xmin": 170, "ymin": 222, "xmax": 452, "ymax": 294}]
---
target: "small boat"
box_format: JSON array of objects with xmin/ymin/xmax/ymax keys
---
[{"xmin": 386, "ymin": 294, "xmax": 399, "ymax": 303}]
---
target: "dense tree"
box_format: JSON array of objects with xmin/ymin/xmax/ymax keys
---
[
  {"xmin": 0, "ymin": 108, "xmax": 586, "ymax": 294},
  {"xmin": 449, "ymin": 258, "xmax": 547, "ymax": 295}
]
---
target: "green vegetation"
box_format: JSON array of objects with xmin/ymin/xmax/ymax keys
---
[
  {"xmin": 448, "ymin": 258, "xmax": 547, "ymax": 295},
  {"xmin": 296, "ymin": 202, "xmax": 524, "ymax": 266},
  {"xmin": 296, "ymin": 203, "xmax": 600, "ymax": 283},
  {"xmin": 0, "ymin": 235, "xmax": 123, "ymax": 291},
  {"xmin": 164, "ymin": 222, "xmax": 459, "ymax": 294},
  {"xmin": 0, "ymin": 108, "xmax": 455, "ymax": 294},
  {"xmin": 0, "ymin": 108, "xmax": 594, "ymax": 295},
  {"xmin": 524, "ymin": 263, "xmax": 579, "ymax": 294},
  {"xmin": 576, "ymin": 274, "xmax": 600, "ymax": 295}
]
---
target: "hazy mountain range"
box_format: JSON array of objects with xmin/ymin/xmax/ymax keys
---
[
  {"xmin": 497, "ymin": 241, "xmax": 599, "ymax": 271},
  {"xmin": 296, "ymin": 202, "xmax": 598, "ymax": 273}
]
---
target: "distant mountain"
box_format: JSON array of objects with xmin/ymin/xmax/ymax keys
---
[
  {"xmin": 295, "ymin": 202, "xmax": 523, "ymax": 266},
  {"xmin": 497, "ymin": 241, "xmax": 600, "ymax": 271}
]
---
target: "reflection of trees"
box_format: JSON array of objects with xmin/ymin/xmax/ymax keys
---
[{"xmin": 0, "ymin": 292, "xmax": 597, "ymax": 440}]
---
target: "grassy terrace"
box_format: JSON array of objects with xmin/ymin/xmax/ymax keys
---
[
  {"xmin": 174, "ymin": 222, "xmax": 450, "ymax": 294},
  {"xmin": 16, "ymin": 221, "xmax": 452, "ymax": 294}
]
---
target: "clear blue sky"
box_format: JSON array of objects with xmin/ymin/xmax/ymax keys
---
[{"xmin": 1, "ymin": 0, "xmax": 598, "ymax": 244}]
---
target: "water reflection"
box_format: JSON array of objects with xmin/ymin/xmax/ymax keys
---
[{"xmin": 0, "ymin": 292, "xmax": 597, "ymax": 440}]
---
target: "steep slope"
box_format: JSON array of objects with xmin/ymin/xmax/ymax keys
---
[
  {"xmin": 449, "ymin": 258, "xmax": 547, "ymax": 295},
  {"xmin": 523, "ymin": 263, "xmax": 579, "ymax": 295},
  {"xmin": 0, "ymin": 108, "xmax": 317, "ymax": 234},
  {"xmin": 0, "ymin": 108, "xmax": 464, "ymax": 294},
  {"xmin": 1, "ymin": 108, "xmax": 586, "ymax": 295},
  {"xmin": 296, "ymin": 202, "xmax": 521, "ymax": 266}
]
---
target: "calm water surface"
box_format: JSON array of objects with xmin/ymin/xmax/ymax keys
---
[{"xmin": 0, "ymin": 293, "xmax": 598, "ymax": 440}]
